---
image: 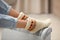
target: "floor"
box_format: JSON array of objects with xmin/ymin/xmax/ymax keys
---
[{"xmin": 0, "ymin": 14, "xmax": 60, "ymax": 40}]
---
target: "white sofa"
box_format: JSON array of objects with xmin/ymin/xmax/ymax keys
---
[{"xmin": 2, "ymin": 27, "xmax": 52, "ymax": 40}]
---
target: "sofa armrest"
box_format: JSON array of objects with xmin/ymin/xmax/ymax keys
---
[{"xmin": 40, "ymin": 27, "xmax": 52, "ymax": 40}]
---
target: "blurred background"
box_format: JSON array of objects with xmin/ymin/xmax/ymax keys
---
[
  {"xmin": 5, "ymin": 0, "xmax": 50, "ymax": 14},
  {"xmin": 0, "ymin": 0, "xmax": 60, "ymax": 40}
]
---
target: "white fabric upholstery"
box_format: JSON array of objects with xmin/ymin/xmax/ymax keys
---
[{"xmin": 2, "ymin": 27, "xmax": 52, "ymax": 40}]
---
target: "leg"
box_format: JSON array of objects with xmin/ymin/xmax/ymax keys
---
[
  {"xmin": 0, "ymin": 0, "xmax": 51, "ymax": 33},
  {"xmin": 0, "ymin": 0, "xmax": 11, "ymax": 15},
  {"xmin": 9, "ymin": 8, "xmax": 19, "ymax": 18},
  {"xmin": 0, "ymin": 0, "xmax": 35, "ymax": 31},
  {"xmin": 0, "ymin": 14, "xmax": 35, "ymax": 31},
  {"xmin": 0, "ymin": 0, "xmax": 27, "ymax": 18}
]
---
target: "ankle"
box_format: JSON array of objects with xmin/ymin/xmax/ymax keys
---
[
  {"xmin": 16, "ymin": 20, "xmax": 27, "ymax": 28},
  {"xmin": 9, "ymin": 8, "xmax": 19, "ymax": 18}
]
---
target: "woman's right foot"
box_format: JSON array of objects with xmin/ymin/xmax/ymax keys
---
[{"xmin": 16, "ymin": 20, "xmax": 36, "ymax": 31}]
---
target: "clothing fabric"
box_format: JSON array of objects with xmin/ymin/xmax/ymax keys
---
[
  {"xmin": 0, "ymin": 0, "xmax": 17, "ymax": 28},
  {"xmin": 0, "ymin": 14, "xmax": 17, "ymax": 28},
  {"xmin": 0, "ymin": 0, "xmax": 11, "ymax": 15}
]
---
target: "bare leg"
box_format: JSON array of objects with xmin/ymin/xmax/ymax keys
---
[
  {"xmin": 9, "ymin": 8, "xmax": 28, "ymax": 20},
  {"xmin": 9, "ymin": 8, "xmax": 19, "ymax": 18}
]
